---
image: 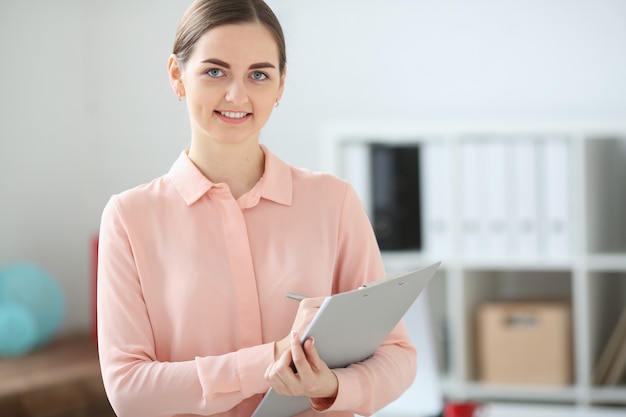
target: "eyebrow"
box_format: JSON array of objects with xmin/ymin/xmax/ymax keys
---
[{"xmin": 201, "ymin": 58, "xmax": 276, "ymax": 70}]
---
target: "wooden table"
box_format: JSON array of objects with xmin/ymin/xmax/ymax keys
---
[{"xmin": 0, "ymin": 334, "xmax": 115, "ymax": 417}]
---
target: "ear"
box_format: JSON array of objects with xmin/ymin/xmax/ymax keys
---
[
  {"xmin": 276, "ymin": 66, "xmax": 287, "ymax": 103},
  {"xmin": 168, "ymin": 54, "xmax": 185, "ymax": 98}
]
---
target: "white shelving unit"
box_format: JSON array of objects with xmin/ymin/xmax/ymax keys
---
[{"xmin": 321, "ymin": 122, "xmax": 626, "ymax": 415}]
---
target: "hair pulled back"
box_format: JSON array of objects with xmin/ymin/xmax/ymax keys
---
[{"xmin": 173, "ymin": 0, "xmax": 286, "ymax": 74}]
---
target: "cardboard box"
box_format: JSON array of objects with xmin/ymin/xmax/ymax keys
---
[{"xmin": 477, "ymin": 302, "xmax": 572, "ymax": 385}]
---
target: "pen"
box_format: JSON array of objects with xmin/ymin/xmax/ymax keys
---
[{"xmin": 285, "ymin": 291, "xmax": 310, "ymax": 301}]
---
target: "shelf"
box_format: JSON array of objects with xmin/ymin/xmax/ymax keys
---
[
  {"xmin": 325, "ymin": 123, "xmax": 626, "ymax": 413},
  {"xmin": 587, "ymin": 254, "xmax": 626, "ymax": 272},
  {"xmin": 589, "ymin": 387, "xmax": 626, "ymax": 405},
  {"xmin": 484, "ymin": 403, "xmax": 626, "ymax": 417},
  {"xmin": 462, "ymin": 382, "xmax": 579, "ymax": 403},
  {"xmin": 377, "ymin": 402, "xmax": 626, "ymax": 417},
  {"xmin": 463, "ymin": 269, "xmax": 573, "ymax": 304},
  {"xmin": 379, "ymin": 250, "xmax": 578, "ymax": 273},
  {"xmin": 0, "ymin": 333, "xmax": 114, "ymax": 417},
  {"xmin": 0, "ymin": 334, "xmax": 100, "ymax": 397},
  {"xmin": 460, "ymin": 260, "xmax": 574, "ymax": 271}
]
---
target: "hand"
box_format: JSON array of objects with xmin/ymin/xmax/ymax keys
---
[
  {"xmin": 265, "ymin": 331, "xmax": 339, "ymax": 401},
  {"xmin": 274, "ymin": 296, "xmax": 325, "ymax": 360}
]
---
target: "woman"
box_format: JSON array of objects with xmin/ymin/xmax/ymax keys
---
[{"xmin": 97, "ymin": 1, "xmax": 417, "ymax": 416}]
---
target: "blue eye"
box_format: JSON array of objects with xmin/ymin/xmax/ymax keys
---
[
  {"xmin": 251, "ymin": 71, "xmax": 268, "ymax": 81},
  {"xmin": 207, "ymin": 68, "xmax": 223, "ymax": 77}
]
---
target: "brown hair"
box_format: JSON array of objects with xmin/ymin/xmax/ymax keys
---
[{"xmin": 173, "ymin": 0, "xmax": 287, "ymax": 74}]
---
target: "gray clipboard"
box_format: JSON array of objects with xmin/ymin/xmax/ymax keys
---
[{"xmin": 251, "ymin": 261, "xmax": 441, "ymax": 417}]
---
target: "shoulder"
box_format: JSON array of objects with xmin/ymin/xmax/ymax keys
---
[
  {"xmin": 122, "ymin": 174, "xmax": 173, "ymax": 204},
  {"xmin": 102, "ymin": 174, "xmax": 175, "ymax": 221},
  {"xmin": 263, "ymin": 146, "xmax": 355, "ymax": 206},
  {"xmin": 288, "ymin": 163, "xmax": 350, "ymax": 193},
  {"xmin": 286, "ymin": 163, "xmax": 363, "ymax": 210},
  {"xmin": 263, "ymin": 145, "xmax": 351, "ymax": 200}
]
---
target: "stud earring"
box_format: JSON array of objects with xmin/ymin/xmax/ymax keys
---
[
  {"xmin": 274, "ymin": 101, "xmax": 279, "ymax": 108},
  {"xmin": 177, "ymin": 93, "xmax": 184, "ymax": 101}
]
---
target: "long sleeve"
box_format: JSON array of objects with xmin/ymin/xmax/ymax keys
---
[{"xmin": 97, "ymin": 197, "xmax": 273, "ymax": 417}]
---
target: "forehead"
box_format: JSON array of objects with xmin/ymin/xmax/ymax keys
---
[{"xmin": 189, "ymin": 23, "xmax": 280, "ymax": 66}]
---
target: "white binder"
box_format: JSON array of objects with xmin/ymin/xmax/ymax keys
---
[
  {"xmin": 421, "ymin": 141, "xmax": 450, "ymax": 258},
  {"xmin": 511, "ymin": 138, "xmax": 540, "ymax": 259},
  {"xmin": 539, "ymin": 138, "xmax": 571, "ymax": 260},
  {"xmin": 460, "ymin": 140, "xmax": 484, "ymax": 259},
  {"xmin": 342, "ymin": 142, "xmax": 372, "ymax": 217},
  {"xmin": 483, "ymin": 139, "xmax": 509, "ymax": 259}
]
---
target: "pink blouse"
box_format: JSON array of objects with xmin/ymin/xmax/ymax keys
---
[{"xmin": 97, "ymin": 146, "xmax": 416, "ymax": 417}]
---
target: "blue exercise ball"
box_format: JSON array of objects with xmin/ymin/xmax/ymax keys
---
[
  {"xmin": 0, "ymin": 303, "xmax": 38, "ymax": 357},
  {"xmin": 0, "ymin": 262, "xmax": 65, "ymax": 354}
]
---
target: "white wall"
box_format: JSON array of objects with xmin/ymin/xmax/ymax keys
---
[
  {"xmin": 1, "ymin": 0, "xmax": 625, "ymax": 334},
  {"xmin": 0, "ymin": 0, "xmax": 92, "ymax": 332}
]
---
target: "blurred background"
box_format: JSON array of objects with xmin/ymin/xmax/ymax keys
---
[
  {"xmin": 2, "ymin": 0, "xmax": 626, "ymax": 336},
  {"xmin": 1, "ymin": 1, "xmax": 625, "ymax": 416}
]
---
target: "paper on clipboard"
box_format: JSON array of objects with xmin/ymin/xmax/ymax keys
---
[{"xmin": 252, "ymin": 261, "xmax": 441, "ymax": 417}]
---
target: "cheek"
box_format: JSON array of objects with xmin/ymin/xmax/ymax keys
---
[
  {"xmin": 187, "ymin": 80, "xmax": 220, "ymax": 101},
  {"xmin": 188, "ymin": 89, "xmax": 220, "ymax": 115},
  {"xmin": 252, "ymin": 89, "xmax": 279, "ymax": 112},
  {"xmin": 253, "ymin": 101, "xmax": 275, "ymax": 123},
  {"xmin": 187, "ymin": 99, "xmax": 216, "ymax": 130}
]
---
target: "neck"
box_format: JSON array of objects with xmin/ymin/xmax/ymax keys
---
[{"xmin": 188, "ymin": 139, "xmax": 265, "ymax": 199}]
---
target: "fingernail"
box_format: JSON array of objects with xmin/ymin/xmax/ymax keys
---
[{"xmin": 291, "ymin": 331, "xmax": 297, "ymax": 338}]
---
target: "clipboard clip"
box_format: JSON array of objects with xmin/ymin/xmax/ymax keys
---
[
  {"xmin": 359, "ymin": 273, "xmax": 407, "ymax": 289},
  {"xmin": 360, "ymin": 281, "xmax": 406, "ymax": 297}
]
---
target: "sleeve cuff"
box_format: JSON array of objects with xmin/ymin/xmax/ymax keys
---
[
  {"xmin": 195, "ymin": 342, "xmax": 274, "ymax": 399},
  {"xmin": 310, "ymin": 367, "xmax": 364, "ymax": 412},
  {"xmin": 237, "ymin": 342, "xmax": 274, "ymax": 397}
]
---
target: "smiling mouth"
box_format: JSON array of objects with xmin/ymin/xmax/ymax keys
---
[{"xmin": 217, "ymin": 111, "xmax": 249, "ymax": 119}]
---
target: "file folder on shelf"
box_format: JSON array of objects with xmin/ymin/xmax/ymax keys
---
[
  {"xmin": 483, "ymin": 139, "xmax": 509, "ymax": 259},
  {"xmin": 421, "ymin": 141, "xmax": 450, "ymax": 258},
  {"xmin": 460, "ymin": 140, "xmax": 484, "ymax": 259},
  {"xmin": 511, "ymin": 138, "xmax": 540, "ymax": 259},
  {"xmin": 539, "ymin": 138, "xmax": 571, "ymax": 260}
]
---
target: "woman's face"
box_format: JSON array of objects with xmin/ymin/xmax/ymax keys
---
[{"xmin": 173, "ymin": 23, "xmax": 285, "ymax": 145}]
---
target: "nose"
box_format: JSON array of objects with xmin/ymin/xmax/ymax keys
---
[{"xmin": 224, "ymin": 79, "xmax": 249, "ymax": 106}]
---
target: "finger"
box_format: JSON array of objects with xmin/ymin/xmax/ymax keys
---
[
  {"xmin": 270, "ymin": 370, "xmax": 291, "ymax": 395},
  {"xmin": 299, "ymin": 296, "xmax": 326, "ymax": 309},
  {"xmin": 295, "ymin": 298, "xmax": 322, "ymax": 320},
  {"xmin": 265, "ymin": 347, "xmax": 293, "ymax": 381},
  {"xmin": 292, "ymin": 297, "xmax": 326, "ymax": 335},
  {"xmin": 290, "ymin": 331, "xmax": 310, "ymax": 375},
  {"xmin": 267, "ymin": 350, "xmax": 296, "ymax": 395},
  {"xmin": 302, "ymin": 337, "xmax": 339, "ymax": 399},
  {"xmin": 297, "ymin": 297, "xmax": 325, "ymax": 325},
  {"xmin": 277, "ymin": 345, "xmax": 295, "ymax": 374},
  {"xmin": 303, "ymin": 337, "xmax": 325, "ymax": 371}
]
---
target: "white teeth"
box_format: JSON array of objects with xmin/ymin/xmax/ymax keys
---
[{"xmin": 220, "ymin": 111, "xmax": 248, "ymax": 119}]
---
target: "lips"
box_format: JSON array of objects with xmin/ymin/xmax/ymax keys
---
[{"xmin": 214, "ymin": 110, "xmax": 252, "ymax": 124}]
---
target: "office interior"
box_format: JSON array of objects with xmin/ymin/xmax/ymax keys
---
[{"xmin": 1, "ymin": 0, "xmax": 626, "ymax": 416}]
